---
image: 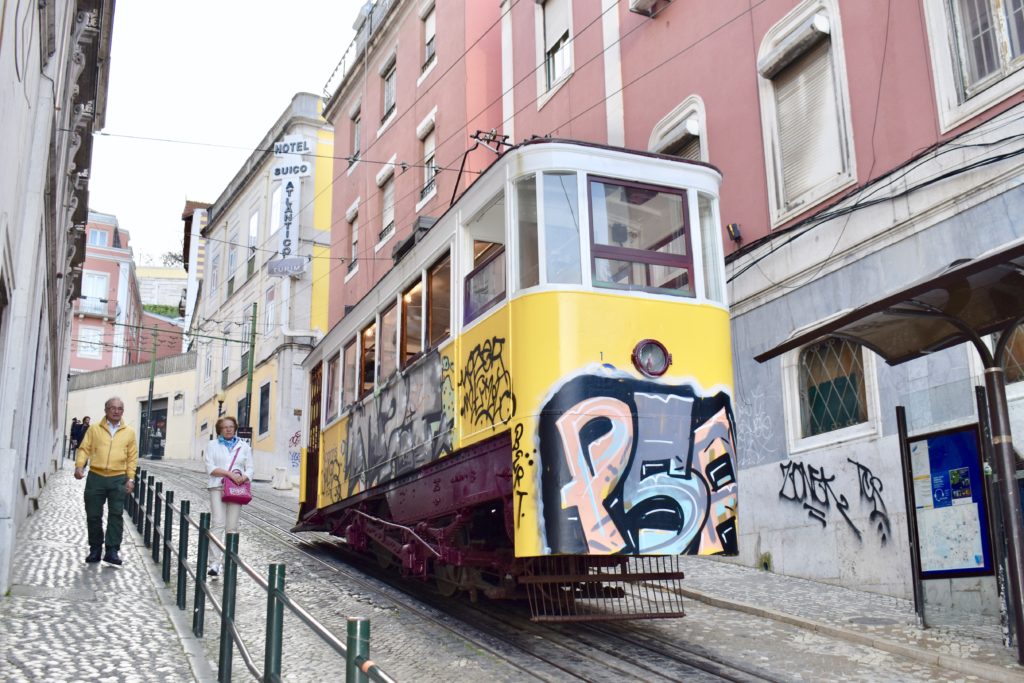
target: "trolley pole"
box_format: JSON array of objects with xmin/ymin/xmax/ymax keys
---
[{"xmin": 242, "ymin": 302, "xmax": 257, "ymax": 429}]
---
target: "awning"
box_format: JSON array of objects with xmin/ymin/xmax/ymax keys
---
[{"xmin": 754, "ymin": 236, "xmax": 1024, "ymax": 366}]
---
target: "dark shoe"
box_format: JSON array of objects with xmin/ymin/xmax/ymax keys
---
[
  {"xmin": 85, "ymin": 547, "xmax": 102, "ymax": 563},
  {"xmin": 102, "ymin": 549, "xmax": 122, "ymax": 566}
]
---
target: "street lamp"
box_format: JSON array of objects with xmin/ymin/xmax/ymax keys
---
[{"xmin": 216, "ymin": 392, "xmax": 225, "ymax": 417}]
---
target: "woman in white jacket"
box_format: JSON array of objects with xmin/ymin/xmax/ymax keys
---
[{"xmin": 204, "ymin": 415, "xmax": 254, "ymax": 577}]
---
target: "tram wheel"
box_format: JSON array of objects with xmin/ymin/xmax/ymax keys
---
[{"xmin": 434, "ymin": 563, "xmax": 467, "ymax": 597}]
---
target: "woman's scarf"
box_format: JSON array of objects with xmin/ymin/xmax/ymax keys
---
[{"xmin": 218, "ymin": 435, "xmax": 239, "ymax": 449}]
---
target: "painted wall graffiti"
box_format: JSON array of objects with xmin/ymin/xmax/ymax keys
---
[
  {"xmin": 458, "ymin": 336, "xmax": 516, "ymax": 430},
  {"xmin": 778, "ymin": 457, "xmax": 891, "ymax": 544},
  {"xmin": 320, "ymin": 349, "xmax": 455, "ymax": 503},
  {"xmin": 537, "ymin": 369, "xmax": 738, "ymax": 556},
  {"xmin": 289, "ymin": 431, "xmax": 301, "ymax": 472}
]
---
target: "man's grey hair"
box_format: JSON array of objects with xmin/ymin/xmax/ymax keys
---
[{"xmin": 104, "ymin": 397, "xmax": 124, "ymax": 409}]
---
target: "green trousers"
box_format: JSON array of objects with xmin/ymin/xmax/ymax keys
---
[{"xmin": 84, "ymin": 472, "xmax": 127, "ymax": 551}]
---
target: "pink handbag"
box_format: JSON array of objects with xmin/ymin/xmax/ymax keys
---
[{"xmin": 221, "ymin": 446, "xmax": 252, "ymax": 505}]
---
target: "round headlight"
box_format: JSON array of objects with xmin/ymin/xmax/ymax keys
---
[{"xmin": 632, "ymin": 339, "xmax": 672, "ymax": 377}]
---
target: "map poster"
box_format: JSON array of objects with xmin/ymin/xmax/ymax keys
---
[{"xmin": 908, "ymin": 425, "xmax": 992, "ymax": 578}]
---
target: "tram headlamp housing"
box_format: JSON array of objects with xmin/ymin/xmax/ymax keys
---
[{"xmin": 632, "ymin": 339, "xmax": 672, "ymax": 377}]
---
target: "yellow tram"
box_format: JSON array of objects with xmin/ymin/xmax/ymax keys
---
[{"xmin": 296, "ymin": 139, "xmax": 737, "ymax": 620}]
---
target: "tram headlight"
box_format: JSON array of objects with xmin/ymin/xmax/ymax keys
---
[{"xmin": 632, "ymin": 339, "xmax": 672, "ymax": 377}]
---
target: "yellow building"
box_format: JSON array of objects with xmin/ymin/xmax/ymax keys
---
[{"xmin": 188, "ymin": 93, "xmax": 332, "ymax": 481}]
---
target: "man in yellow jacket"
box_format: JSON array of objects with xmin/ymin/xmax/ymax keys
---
[{"xmin": 74, "ymin": 397, "xmax": 138, "ymax": 565}]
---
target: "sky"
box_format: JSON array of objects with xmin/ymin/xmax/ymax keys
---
[{"xmin": 89, "ymin": 1, "xmax": 363, "ymax": 266}]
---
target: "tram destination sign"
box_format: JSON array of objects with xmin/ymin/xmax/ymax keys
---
[{"xmin": 268, "ymin": 257, "xmax": 307, "ymax": 278}]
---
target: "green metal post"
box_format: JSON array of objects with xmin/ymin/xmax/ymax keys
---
[
  {"xmin": 264, "ymin": 564, "xmax": 286, "ymax": 680},
  {"xmin": 346, "ymin": 617, "xmax": 370, "ymax": 683},
  {"xmin": 144, "ymin": 476, "xmax": 155, "ymax": 546},
  {"xmin": 218, "ymin": 533, "xmax": 240, "ymax": 682},
  {"xmin": 243, "ymin": 302, "xmax": 257, "ymax": 429},
  {"xmin": 135, "ymin": 470, "xmax": 147, "ymax": 532},
  {"xmin": 162, "ymin": 490, "xmax": 174, "ymax": 583},
  {"xmin": 176, "ymin": 500, "xmax": 190, "ymax": 610},
  {"xmin": 152, "ymin": 482, "xmax": 163, "ymax": 562},
  {"xmin": 193, "ymin": 512, "xmax": 210, "ymax": 638},
  {"xmin": 141, "ymin": 329, "xmax": 157, "ymax": 456}
]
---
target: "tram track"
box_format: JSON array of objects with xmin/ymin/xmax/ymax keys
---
[{"xmin": 141, "ymin": 462, "xmax": 774, "ymax": 682}]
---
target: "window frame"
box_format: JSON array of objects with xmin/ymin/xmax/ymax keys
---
[
  {"xmin": 756, "ymin": 0, "xmax": 855, "ymax": 227},
  {"xmin": 923, "ymin": 0, "xmax": 1024, "ymax": 132},
  {"xmin": 379, "ymin": 301, "xmax": 399, "ymax": 382},
  {"xmin": 781, "ymin": 337, "xmax": 880, "ymax": 454},
  {"xmin": 258, "ymin": 381, "xmax": 271, "ymax": 437},
  {"xmin": 586, "ymin": 175, "xmax": 696, "ymax": 298},
  {"xmin": 247, "ymin": 210, "xmax": 259, "ymax": 277},
  {"xmin": 382, "ymin": 61, "xmax": 397, "ymax": 123},
  {"xmin": 342, "ymin": 339, "xmax": 357, "ymax": 408},
  {"xmin": 423, "ymin": 5, "xmax": 437, "ymax": 71},
  {"xmin": 648, "ymin": 95, "xmax": 708, "ymax": 162},
  {"xmin": 401, "ymin": 277, "xmax": 425, "ymax": 368},
  {"xmin": 463, "ymin": 245, "xmax": 507, "ymax": 324},
  {"xmin": 427, "ymin": 251, "xmax": 452, "ymax": 348},
  {"xmin": 324, "ymin": 352, "xmax": 341, "ymax": 422},
  {"xmin": 77, "ymin": 326, "xmax": 104, "ymax": 359},
  {"xmin": 359, "ymin": 321, "xmax": 377, "ymax": 398},
  {"xmin": 87, "ymin": 229, "xmax": 109, "ymax": 247}
]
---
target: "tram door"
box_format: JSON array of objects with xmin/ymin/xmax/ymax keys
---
[
  {"xmin": 300, "ymin": 361, "xmax": 322, "ymax": 518},
  {"xmin": 140, "ymin": 398, "xmax": 168, "ymax": 459}
]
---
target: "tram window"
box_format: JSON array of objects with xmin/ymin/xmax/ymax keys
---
[
  {"xmin": 589, "ymin": 177, "xmax": 694, "ymax": 297},
  {"xmin": 516, "ymin": 175, "xmax": 539, "ymax": 289},
  {"xmin": 427, "ymin": 253, "xmax": 451, "ymax": 346},
  {"xmin": 698, "ymin": 192, "xmax": 725, "ymax": 304},
  {"xmin": 544, "ymin": 172, "xmax": 581, "ymax": 284},
  {"xmin": 324, "ymin": 353, "xmax": 340, "ymax": 422},
  {"xmin": 465, "ymin": 243, "xmax": 506, "ymax": 323},
  {"xmin": 342, "ymin": 340, "xmax": 357, "ymax": 406},
  {"xmin": 380, "ymin": 303, "xmax": 398, "ymax": 381},
  {"xmin": 402, "ymin": 280, "xmax": 424, "ymax": 365},
  {"xmin": 360, "ymin": 323, "xmax": 376, "ymax": 397}
]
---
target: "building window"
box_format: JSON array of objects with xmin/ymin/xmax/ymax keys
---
[
  {"xmin": 325, "ymin": 353, "xmax": 340, "ymax": 422},
  {"xmin": 798, "ymin": 338, "xmax": 868, "ymax": 437},
  {"xmin": 227, "ymin": 229, "xmax": 239, "ymax": 297},
  {"xmin": 428, "ymin": 253, "xmax": 451, "ymax": 347},
  {"xmin": 209, "ymin": 253, "xmax": 221, "ymax": 298},
  {"xmin": 349, "ymin": 219, "xmax": 359, "ymax": 273},
  {"xmin": 423, "ymin": 5, "xmax": 436, "ymax": 70},
  {"xmin": 221, "ymin": 325, "xmax": 231, "ymax": 390},
  {"xmin": 649, "ymin": 95, "xmax": 707, "ymax": 162},
  {"xmin": 239, "ymin": 314, "xmax": 251, "ymax": 375},
  {"xmin": 87, "ymin": 229, "xmax": 108, "ymax": 247},
  {"xmin": 360, "ymin": 322, "xmax": 377, "ymax": 396},
  {"xmin": 351, "ymin": 110, "xmax": 362, "ymax": 165},
  {"xmin": 543, "ymin": 171, "xmax": 582, "ymax": 285},
  {"xmin": 248, "ymin": 211, "xmax": 259, "ymax": 277},
  {"xmin": 1005, "ymin": 323, "xmax": 1024, "ymax": 383},
  {"xmin": 402, "ymin": 279, "xmax": 424, "ymax": 366},
  {"xmin": 342, "ymin": 340, "xmax": 357, "ymax": 407},
  {"xmin": 237, "ymin": 396, "xmax": 248, "ymax": 424},
  {"xmin": 950, "ymin": 0, "xmax": 1024, "ymax": 97},
  {"xmin": 757, "ymin": 0, "xmax": 854, "ymax": 225},
  {"xmin": 541, "ymin": 0, "xmax": 572, "ymax": 90},
  {"xmin": 77, "ymin": 326, "xmax": 103, "ymax": 358},
  {"xmin": 203, "ymin": 348, "xmax": 212, "ymax": 381},
  {"xmin": 379, "ymin": 303, "xmax": 398, "ymax": 381},
  {"xmin": 380, "ymin": 178, "xmax": 395, "ymax": 242},
  {"xmin": 381, "ymin": 60, "xmax": 397, "ymax": 122},
  {"xmin": 421, "ymin": 130, "xmax": 437, "ymax": 200},
  {"xmin": 589, "ymin": 177, "xmax": 694, "ymax": 297},
  {"xmin": 258, "ymin": 383, "xmax": 271, "ymax": 436},
  {"xmin": 270, "ymin": 186, "xmax": 282, "ymax": 235},
  {"xmin": 80, "ymin": 271, "xmax": 109, "ymax": 315},
  {"xmin": 264, "ymin": 285, "xmax": 276, "ymax": 329}
]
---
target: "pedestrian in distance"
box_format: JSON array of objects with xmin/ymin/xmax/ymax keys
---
[
  {"xmin": 74, "ymin": 399, "xmax": 137, "ymax": 566},
  {"xmin": 68, "ymin": 418, "xmax": 80, "ymax": 458},
  {"xmin": 70, "ymin": 416, "xmax": 90, "ymax": 459},
  {"xmin": 204, "ymin": 415, "xmax": 253, "ymax": 578}
]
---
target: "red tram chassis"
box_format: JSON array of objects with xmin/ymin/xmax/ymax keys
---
[{"xmin": 294, "ymin": 433, "xmax": 688, "ymax": 622}]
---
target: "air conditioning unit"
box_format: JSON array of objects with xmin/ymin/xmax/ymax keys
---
[{"xmin": 629, "ymin": 0, "xmax": 660, "ymax": 16}]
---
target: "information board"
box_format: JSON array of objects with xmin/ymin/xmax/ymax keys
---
[{"xmin": 908, "ymin": 425, "xmax": 992, "ymax": 578}]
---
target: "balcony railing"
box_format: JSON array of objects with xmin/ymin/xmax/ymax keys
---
[
  {"xmin": 422, "ymin": 38, "xmax": 435, "ymax": 72},
  {"xmin": 378, "ymin": 221, "xmax": 395, "ymax": 242},
  {"xmin": 347, "ymin": 258, "xmax": 358, "ymax": 274},
  {"xmin": 74, "ymin": 297, "xmax": 116, "ymax": 318},
  {"xmin": 420, "ymin": 176, "xmax": 436, "ymax": 200}
]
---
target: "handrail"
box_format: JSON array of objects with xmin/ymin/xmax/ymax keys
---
[{"xmin": 130, "ymin": 468, "xmax": 396, "ymax": 682}]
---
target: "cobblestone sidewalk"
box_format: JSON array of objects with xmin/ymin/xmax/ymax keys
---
[{"xmin": 0, "ymin": 463, "xmax": 205, "ymax": 682}]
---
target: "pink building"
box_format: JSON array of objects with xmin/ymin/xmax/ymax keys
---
[
  {"xmin": 319, "ymin": 0, "xmax": 1024, "ymax": 625},
  {"xmin": 70, "ymin": 211, "xmax": 144, "ymax": 372}
]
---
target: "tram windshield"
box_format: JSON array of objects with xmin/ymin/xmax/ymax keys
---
[{"xmin": 589, "ymin": 178, "xmax": 694, "ymax": 297}]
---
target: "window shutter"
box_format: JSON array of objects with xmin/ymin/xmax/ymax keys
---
[
  {"xmin": 543, "ymin": 0, "xmax": 569, "ymax": 50},
  {"xmin": 774, "ymin": 39, "xmax": 843, "ymax": 209}
]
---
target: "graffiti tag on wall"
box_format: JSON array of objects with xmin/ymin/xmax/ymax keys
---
[
  {"xmin": 778, "ymin": 457, "xmax": 891, "ymax": 544},
  {"xmin": 537, "ymin": 368, "xmax": 738, "ymax": 556},
  {"xmin": 458, "ymin": 336, "xmax": 516, "ymax": 430}
]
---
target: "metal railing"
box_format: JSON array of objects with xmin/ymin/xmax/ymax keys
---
[{"xmin": 128, "ymin": 469, "xmax": 395, "ymax": 683}]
